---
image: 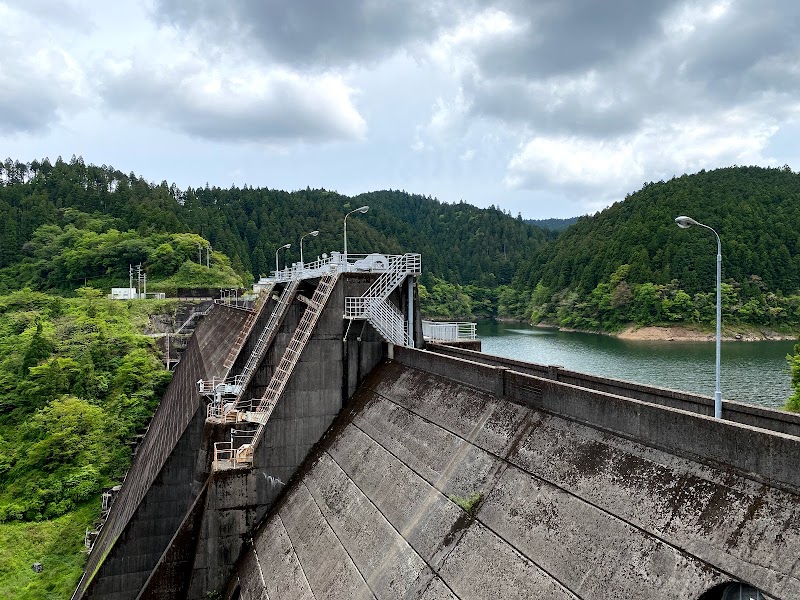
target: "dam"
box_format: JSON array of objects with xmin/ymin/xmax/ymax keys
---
[{"xmin": 72, "ymin": 253, "xmax": 800, "ymax": 600}]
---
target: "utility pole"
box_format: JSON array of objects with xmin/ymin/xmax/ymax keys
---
[{"xmin": 136, "ymin": 264, "xmax": 142, "ymax": 298}]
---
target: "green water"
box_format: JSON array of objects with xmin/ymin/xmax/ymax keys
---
[{"xmin": 476, "ymin": 321, "xmax": 797, "ymax": 409}]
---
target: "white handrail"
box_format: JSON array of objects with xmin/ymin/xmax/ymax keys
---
[
  {"xmin": 266, "ymin": 252, "xmax": 421, "ymax": 283},
  {"xmin": 422, "ymin": 321, "xmax": 477, "ymax": 341}
]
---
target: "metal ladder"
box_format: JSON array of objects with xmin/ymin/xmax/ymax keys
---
[
  {"xmin": 236, "ymin": 280, "xmax": 300, "ymax": 395},
  {"xmin": 213, "ymin": 268, "xmax": 339, "ymax": 466},
  {"xmin": 223, "ymin": 284, "xmax": 275, "ymax": 370},
  {"xmin": 207, "ymin": 280, "xmax": 301, "ymax": 420}
]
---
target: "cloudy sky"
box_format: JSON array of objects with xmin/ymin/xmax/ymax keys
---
[{"xmin": 2, "ymin": 0, "xmax": 799, "ymax": 218}]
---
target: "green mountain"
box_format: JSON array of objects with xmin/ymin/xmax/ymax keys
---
[
  {"xmin": 0, "ymin": 289, "xmax": 177, "ymax": 596},
  {"xmin": 515, "ymin": 165, "xmax": 800, "ymax": 330},
  {"xmin": 525, "ymin": 216, "xmax": 580, "ymax": 232},
  {"xmin": 0, "ymin": 157, "xmax": 548, "ymax": 295}
]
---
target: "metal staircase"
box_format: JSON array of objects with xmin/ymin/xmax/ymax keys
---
[
  {"xmin": 206, "ymin": 280, "xmax": 300, "ymax": 421},
  {"xmin": 213, "ymin": 268, "xmax": 340, "ymax": 468},
  {"xmin": 175, "ymin": 305, "xmax": 213, "ymax": 335},
  {"xmin": 363, "ymin": 297, "xmax": 408, "ymax": 345},
  {"xmin": 236, "ymin": 280, "xmax": 300, "ymax": 393},
  {"xmin": 223, "ymin": 283, "xmax": 275, "ymax": 370},
  {"xmin": 343, "ymin": 253, "xmax": 420, "ymax": 346}
]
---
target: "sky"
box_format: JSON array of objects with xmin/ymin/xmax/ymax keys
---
[{"xmin": 2, "ymin": 0, "xmax": 800, "ymax": 219}]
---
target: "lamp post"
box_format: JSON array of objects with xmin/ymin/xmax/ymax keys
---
[
  {"xmin": 275, "ymin": 243, "xmax": 291, "ymax": 275},
  {"xmin": 675, "ymin": 215, "xmax": 723, "ymax": 419},
  {"xmin": 300, "ymin": 230, "xmax": 319, "ymax": 266},
  {"xmin": 343, "ymin": 205, "xmax": 369, "ymax": 268}
]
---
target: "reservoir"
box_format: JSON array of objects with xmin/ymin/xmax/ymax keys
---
[{"xmin": 477, "ymin": 321, "xmax": 797, "ymax": 409}]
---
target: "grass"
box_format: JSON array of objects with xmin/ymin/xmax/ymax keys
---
[
  {"xmin": 449, "ymin": 491, "xmax": 483, "ymax": 518},
  {"xmin": 0, "ymin": 490, "xmax": 96, "ymax": 599}
]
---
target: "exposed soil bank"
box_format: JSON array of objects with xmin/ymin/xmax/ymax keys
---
[
  {"xmin": 617, "ymin": 325, "xmax": 798, "ymax": 342},
  {"xmin": 532, "ymin": 320, "xmax": 798, "ymax": 342}
]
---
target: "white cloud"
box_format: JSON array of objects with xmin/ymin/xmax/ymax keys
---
[
  {"xmin": 99, "ymin": 58, "xmax": 367, "ymax": 143},
  {"xmin": 428, "ymin": 7, "xmax": 523, "ymax": 72},
  {"xmin": 4, "ymin": 0, "xmax": 800, "ymax": 218},
  {"xmin": 88, "ymin": 4, "xmax": 368, "ymax": 145},
  {"xmin": 460, "ymin": 148, "xmax": 476, "ymax": 161},
  {"xmin": 663, "ymin": 0, "xmax": 732, "ymax": 39},
  {"xmin": 506, "ymin": 107, "xmax": 783, "ymax": 204},
  {"xmin": 0, "ymin": 2, "xmax": 88, "ymax": 133}
]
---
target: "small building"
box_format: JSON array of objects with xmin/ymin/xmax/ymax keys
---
[{"xmin": 110, "ymin": 287, "xmax": 139, "ymax": 300}]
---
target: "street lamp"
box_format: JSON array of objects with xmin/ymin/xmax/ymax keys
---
[
  {"xmin": 343, "ymin": 205, "xmax": 369, "ymax": 267},
  {"xmin": 675, "ymin": 215, "xmax": 723, "ymax": 419},
  {"xmin": 275, "ymin": 243, "xmax": 291, "ymax": 275},
  {"xmin": 300, "ymin": 230, "xmax": 319, "ymax": 266}
]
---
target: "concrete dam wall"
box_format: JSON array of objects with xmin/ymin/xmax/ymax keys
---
[
  {"xmin": 223, "ymin": 348, "xmax": 800, "ymax": 599},
  {"xmin": 74, "ymin": 303, "xmax": 250, "ymax": 599},
  {"xmin": 75, "ymin": 270, "xmax": 800, "ymax": 600},
  {"xmin": 74, "ymin": 272, "xmax": 420, "ymax": 600}
]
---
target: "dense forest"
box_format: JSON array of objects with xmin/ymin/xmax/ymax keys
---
[
  {"xmin": 4, "ymin": 157, "xmax": 800, "ymax": 328},
  {"xmin": 0, "ymin": 157, "xmax": 548, "ymax": 300},
  {"xmin": 512, "ymin": 166, "xmax": 800, "ymax": 331},
  {"xmin": 5, "ymin": 157, "xmax": 800, "ymax": 328},
  {"xmin": 525, "ymin": 216, "xmax": 580, "ymax": 232},
  {"xmin": 0, "ymin": 289, "xmax": 176, "ymax": 597}
]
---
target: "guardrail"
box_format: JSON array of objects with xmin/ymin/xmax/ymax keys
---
[
  {"xmin": 267, "ymin": 252, "xmax": 421, "ymax": 283},
  {"xmin": 422, "ymin": 321, "xmax": 477, "ymax": 341},
  {"xmin": 198, "ymin": 375, "xmax": 244, "ymax": 396},
  {"xmin": 212, "ymin": 430, "xmax": 256, "ymax": 469}
]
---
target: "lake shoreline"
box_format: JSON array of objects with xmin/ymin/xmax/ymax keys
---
[
  {"xmin": 617, "ymin": 325, "xmax": 797, "ymax": 342},
  {"xmin": 451, "ymin": 317, "xmax": 799, "ymax": 342},
  {"xmin": 478, "ymin": 320, "xmax": 794, "ymax": 407},
  {"xmin": 535, "ymin": 321, "xmax": 799, "ymax": 342}
]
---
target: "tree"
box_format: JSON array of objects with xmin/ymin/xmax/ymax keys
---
[{"xmin": 21, "ymin": 321, "xmax": 54, "ymax": 376}]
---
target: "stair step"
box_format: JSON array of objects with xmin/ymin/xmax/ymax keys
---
[{"xmin": 243, "ymin": 411, "xmax": 269, "ymax": 424}]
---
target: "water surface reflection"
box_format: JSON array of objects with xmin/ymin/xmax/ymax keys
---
[{"xmin": 476, "ymin": 321, "xmax": 796, "ymax": 409}]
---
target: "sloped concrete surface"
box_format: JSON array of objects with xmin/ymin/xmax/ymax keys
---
[
  {"xmin": 74, "ymin": 304, "xmax": 249, "ymax": 600},
  {"xmin": 226, "ymin": 360, "xmax": 800, "ymax": 599}
]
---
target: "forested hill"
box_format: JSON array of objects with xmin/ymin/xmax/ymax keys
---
[
  {"xmin": 525, "ymin": 216, "xmax": 579, "ymax": 232},
  {"xmin": 514, "ymin": 165, "xmax": 800, "ymax": 329},
  {"xmin": 0, "ymin": 157, "xmax": 547, "ymax": 293}
]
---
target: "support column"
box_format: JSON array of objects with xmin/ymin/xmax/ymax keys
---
[{"xmin": 407, "ymin": 276, "xmax": 415, "ymax": 348}]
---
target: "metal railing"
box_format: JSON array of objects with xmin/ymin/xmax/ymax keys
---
[
  {"xmin": 342, "ymin": 253, "xmax": 420, "ymax": 347},
  {"xmin": 267, "ymin": 252, "xmax": 421, "ymax": 284},
  {"xmin": 201, "ymin": 375, "xmax": 244, "ymax": 419},
  {"xmin": 223, "ymin": 284, "xmax": 274, "ymax": 369},
  {"xmin": 216, "ymin": 269, "xmax": 340, "ymax": 467},
  {"xmin": 213, "ymin": 430, "xmax": 256, "ymax": 469},
  {"xmin": 198, "ymin": 375, "xmax": 243, "ymax": 396},
  {"xmin": 362, "ymin": 298, "xmax": 408, "ymax": 346},
  {"xmin": 358, "ymin": 254, "xmax": 421, "ymax": 302},
  {"xmin": 174, "ymin": 306, "xmax": 213, "ymax": 335},
  {"xmin": 422, "ymin": 321, "xmax": 477, "ymax": 341},
  {"xmin": 229, "ymin": 280, "xmax": 298, "ymax": 383}
]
